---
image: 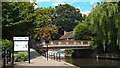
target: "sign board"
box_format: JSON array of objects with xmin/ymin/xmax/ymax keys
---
[
  {"xmin": 13, "ymin": 37, "xmax": 29, "ymax": 51},
  {"xmin": 13, "ymin": 36, "xmax": 30, "ymax": 63},
  {"xmin": 13, "ymin": 37, "xmax": 29, "ymax": 40},
  {"xmin": 14, "ymin": 41, "xmax": 28, "ymax": 51}
]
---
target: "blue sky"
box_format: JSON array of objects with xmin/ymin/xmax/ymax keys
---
[{"xmin": 35, "ymin": 0, "xmax": 100, "ymax": 15}]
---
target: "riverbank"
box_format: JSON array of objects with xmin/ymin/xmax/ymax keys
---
[
  {"xmin": 14, "ymin": 49, "xmax": 79, "ymax": 68},
  {"xmin": 96, "ymin": 54, "xmax": 120, "ymax": 60}
]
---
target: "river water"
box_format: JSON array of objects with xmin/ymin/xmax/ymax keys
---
[{"xmin": 63, "ymin": 57, "xmax": 120, "ymax": 68}]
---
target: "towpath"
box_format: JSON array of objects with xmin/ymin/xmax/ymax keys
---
[{"xmin": 14, "ymin": 49, "xmax": 79, "ymax": 68}]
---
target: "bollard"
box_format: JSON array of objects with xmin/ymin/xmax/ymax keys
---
[
  {"xmin": 59, "ymin": 53, "xmax": 61, "ymax": 62},
  {"xmin": 56, "ymin": 53, "xmax": 58, "ymax": 61},
  {"xmin": 50, "ymin": 53, "xmax": 51, "ymax": 58},
  {"xmin": 54, "ymin": 53, "xmax": 55, "ymax": 60},
  {"xmin": 55, "ymin": 53, "xmax": 57, "ymax": 60}
]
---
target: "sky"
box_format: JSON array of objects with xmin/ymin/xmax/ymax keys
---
[{"xmin": 34, "ymin": 0, "xmax": 100, "ymax": 15}]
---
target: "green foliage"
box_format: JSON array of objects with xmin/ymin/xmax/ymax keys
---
[
  {"xmin": 89, "ymin": 2, "xmax": 120, "ymax": 53},
  {"xmin": 2, "ymin": 2, "xmax": 35, "ymax": 39},
  {"xmin": 33, "ymin": 7, "xmax": 55, "ymax": 28},
  {"xmin": 74, "ymin": 23, "xmax": 91, "ymax": 40},
  {"xmin": 65, "ymin": 49, "xmax": 73, "ymax": 55},
  {"xmin": 117, "ymin": 1, "xmax": 120, "ymax": 50},
  {"xmin": 0, "ymin": 39, "xmax": 12, "ymax": 49},
  {"xmin": 53, "ymin": 4, "xmax": 82, "ymax": 37},
  {"xmin": 2, "ymin": 3, "xmax": 83, "ymax": 40},
  {"xmin": 14, "ymin": 52, "xmax": 28, "ymax": 62},
  {"xmin": 33, "ymin": 7, "xmax": 58, "ymax": 40},
  {"xmin": 34, "ymin": 25, "xmax": 58, "ymax": 40}
]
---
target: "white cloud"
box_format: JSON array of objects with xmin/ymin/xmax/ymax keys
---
[
  {"xmin": 90, "ymin": 1, "xmax": 94, "ymax": 5},
  {"xmin": 93, "ymin": 5, "xmax": 97, "ymax": 8},
  {"xmin": 69, "ymin": 0, "xmax": 77, "ymax": 5},
  {"xmin": 75, "ymin": 7, "xmax": 80, "ymax": 10},
  {"xmin": 56, "ymin": 0, "xmax": 63, "ymax": 2},
  {"xmin": 36, "ymin": 0, "xmax": 77, "ymax": 3},
  {"xmin": 81, "ymin": 11, "xmax": 90, "ymax": 16},
  {"xmin": 52, "ymin": 3, "xmax": 66, "ymax": 6},
  {"xmin": 34, "ymin": 5, "xmax": 38, "ymax": 9},
  {"xmin": 36, "ymin": 0, "xmax": 50, "ymax": 2},
  {"xmin": 33, "ymin": 0, "xmax": 102, "ymax": 2}
]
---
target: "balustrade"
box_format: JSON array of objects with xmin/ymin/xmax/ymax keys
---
[{"xmin": 42, "ymin": 40, "xmax": 90, "ymax": 47}]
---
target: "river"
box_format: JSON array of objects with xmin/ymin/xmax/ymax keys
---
[{"xmin": 63, "ymin": 57, "xmax": 120, "ymax": 68}]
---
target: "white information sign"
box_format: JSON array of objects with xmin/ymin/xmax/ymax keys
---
[
  {"xmin": 13, "ymin": 37, "xmax": 29, "ymax": 40},
  {"xmin": 13, "ymin": 37, "xmax": 29, "ymax": 51},
  {"xmin": 14, "ymin": 41, "xmax": 28, "ymax": 51}
]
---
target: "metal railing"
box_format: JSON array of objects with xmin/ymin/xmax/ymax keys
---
[
  {"xmin": 44, "ymin": 52, "xmax": 61, "ymax": 62},
  {"xmin": 1, "ymin": 47, "xmax": 14, "ymax": 68}
]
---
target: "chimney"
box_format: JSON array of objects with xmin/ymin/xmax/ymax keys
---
[{"xmin": 64, "ymin": 31, "xmax": 67, "ymax": 35}]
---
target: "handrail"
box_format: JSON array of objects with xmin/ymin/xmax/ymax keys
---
[{"xmin": 42, "ymin": 40, "xmax": 90, "ymax": 46}]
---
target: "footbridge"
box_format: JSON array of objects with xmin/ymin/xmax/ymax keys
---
[{"xmin": 42, "ymin": 40, "xmax": 91, "ymax": 49}]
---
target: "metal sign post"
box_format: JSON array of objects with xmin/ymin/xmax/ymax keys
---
[{"xmin": 13, "ymin": 37, "xmax": 30, "ymax": 64}]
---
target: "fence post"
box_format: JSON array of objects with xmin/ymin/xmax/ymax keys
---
[
  {"xmin": 6, "ymin": 49, "xmax": 8, "ymax": 64},
  {"xmin": 3, "ymin": 47, "xmax": 6, "ymax": 68},
  {"xmin": 10, "ymin": 48, "xmax": 12, "ymax": 63},
  {"xmin": 59, "ymin": 53, "xmax": 61, "ymax": 62},
  {"xmin": 12, "ymin": 44, "xmax": 14, "ymax": 65},
  {"xmin": 54, "ymin": 53, "xmax": 55, "ymax": 60},
  {"xmin": 56, "ymin": 53, "xmax": 58, "ymax": 61}
]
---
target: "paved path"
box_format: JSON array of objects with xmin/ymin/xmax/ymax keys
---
[{"xmin": 14, "ymin": 49, "xmax": 79, "ymax": 68}]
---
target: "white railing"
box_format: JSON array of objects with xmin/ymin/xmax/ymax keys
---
[{"xmin": 42, "ymin": 40, "xmax": 90, "ymax": 47}]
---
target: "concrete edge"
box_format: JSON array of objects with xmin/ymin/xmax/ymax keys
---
[{"xmin": 49, "ymin": 58, "xmax": 79, "ymax": 68}]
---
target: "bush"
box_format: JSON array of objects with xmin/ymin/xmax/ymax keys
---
[
  {"xmin": 0, "ymin": 39, "xmax": 12, "ymax": 49},
  {"xmin": 65, "ymin": 49, "xmax": 73, "ymax": 55},
  {"xmin": 74, "ymin": 23, "xmax": 91, "ymax": 40},
  {"xmin": 0, "ymin": 40, "xmax": 28, "ymax": 62},
  {"xmin": 14, "ymin": 52, "xmax": 28, "ymax": 62}
]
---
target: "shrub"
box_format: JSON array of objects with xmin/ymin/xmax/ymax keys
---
[
  {"xmin": 65, "ymin": 49, "xmax": 73, "ymax": 55},
  {"xmin": 0, "ymin": 39, "xmax": 12, "ymax": 48},
  {"xmin": 14, "ymin": 52, "xmax": 28, "ymax": 62}
]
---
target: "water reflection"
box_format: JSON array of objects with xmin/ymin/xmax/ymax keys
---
[{"xmin": 64, "ymin": 57, "xmax": 120, "ymax": 68}]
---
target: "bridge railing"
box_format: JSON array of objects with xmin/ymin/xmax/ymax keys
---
[{"xmin": 42, "ymin": 40, "xmax": 90, "ymax": 47}]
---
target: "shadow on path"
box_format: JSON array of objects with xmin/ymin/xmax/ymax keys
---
[{"xmin": 30, "ymin": 49, "xmax": 41, "ymax": 60}]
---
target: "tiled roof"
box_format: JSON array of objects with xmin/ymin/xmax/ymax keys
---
[{"xmin": 60, "ymin": 31, "xmax": 73, "ymax": 39}]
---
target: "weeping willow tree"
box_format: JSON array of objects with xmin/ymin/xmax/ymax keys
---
[
  {"xmin": 118, "ymin": 1, "xmax": 120, "ymax": 50},
  {"xmin": 89, "ymin": 2, "xmax": 120, "ymax": 53}
]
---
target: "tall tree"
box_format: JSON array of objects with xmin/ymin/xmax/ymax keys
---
[
  {"xmin": 33, "ymin": 7, "xmax": 58, "ymax": 40},
  {"xmin": 74, "ymin": 23, "xmax": 92, "ymax": 40},
  {"xmin": 89, "ymin": 2, "xmax": 120, "ymax": 53},
  {"xmin": 34, "ymin": 25, "xmax": 58, "ymax": 40},
  {"xmin": 2, "ymin": 2, "xmax": 35, "ymax": 39},
  {"xmin": 53, "ymin": 4, "xmax": 82, "ymax": 37},
  {"xmin": 33, "ymin": 7, "xmax": 55, "ymax": 28}
]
